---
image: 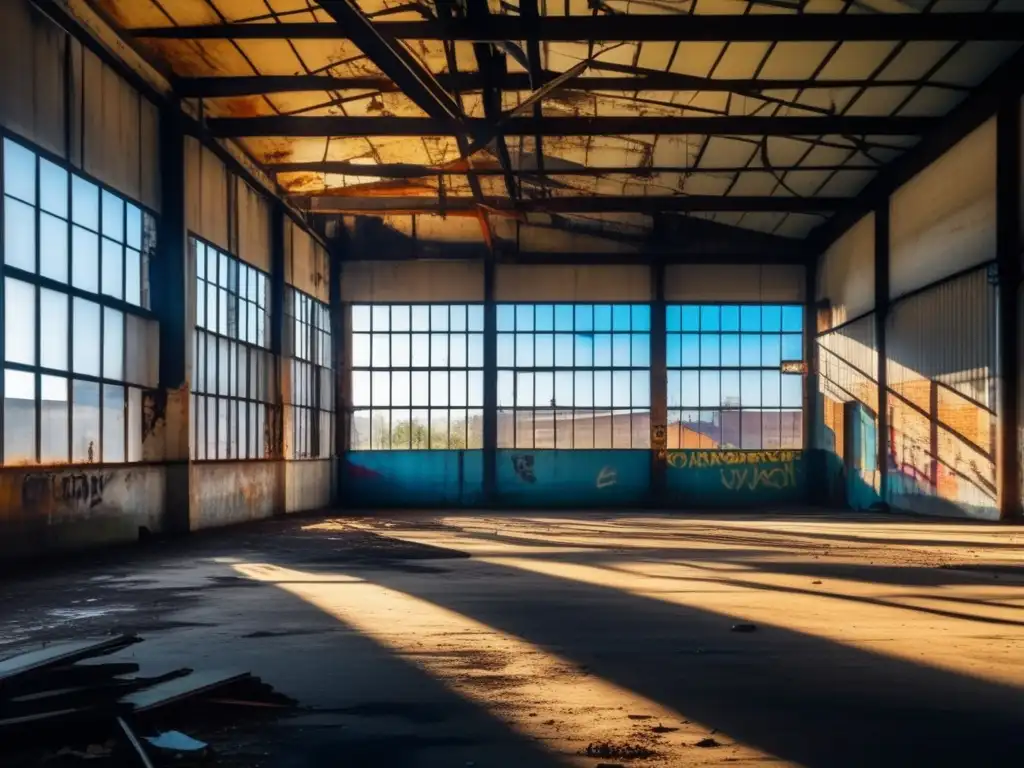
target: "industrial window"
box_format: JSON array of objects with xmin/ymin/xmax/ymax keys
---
[
  {"xmin": 497, "ymin": 304, "xmax": 651, "ymax": 449},
  {"xmin": 349, "ymin": 304, "xmax": 484, "ymax": 450},
  {"xmin": 666, "ymin": 304, "xmax": 804, "ymax": 450},
  {"xmin": 287, "ymin": 288, "xmax": 333, "ymax": 459},
  {"xmin": 190, "ymin": 237, "xmax": 274, "ymax": 460},
  {"xmin": 1, "ymin": 136, "xmax": 157, "ymax": 466}
]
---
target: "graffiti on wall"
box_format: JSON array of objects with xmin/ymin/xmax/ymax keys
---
[
  {"xmin": 22, "ymin": 472, "xmax": 114, "ymax": 510},
  {"xmin": 651, "ymin": 424, "xmax": 667, "ymax": 461},
  {"xmin": 667, "ymin": 450, "xmax": 802, "ymax": 492},
  {"xmin": 596, "ymin": 466, "xmax": 618, "ymax": 489},
  {"xmin": 511, "ymin": 454, "xmax": 536, "ymax": 483}
]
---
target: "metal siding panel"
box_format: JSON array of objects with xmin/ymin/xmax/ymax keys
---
[
  {"xmin": 199, "ymin": 145, "xmax": 230, "ymax": 249},
  {"xmin": 0, "ymin": 0, "xmax": 40, "ymax": 148},
  {"xmin": 666, "ymin": 264, "xmax": 805, "ymax": 302},
  {"xmin": 237, "ymin": 181, "xmax": 271, "ymax": 272},
  {"xmin": 890, "ymin": 118, "xmax": 997, "ymax": 300},
  {"xmin": 341, "ymin": 261, "xmax": 484, "ymax": 302},
  {"xmin": 818, "ymin": 213, "xmax": 875, "ymax": 326},
  {"xmin": 184, "ymin": 135, "xmax": 203, "ymax": 238},
  {"xmin": 139, "ymin": 98, "xmax": 160, "ymax": 212},
  {"xmin": 495, "ymin": 264, "xmax": 651, "ymax": 301},
  {"xmin": 69, "ymin": 38, "xmax": 84, "ymax": 169},
  {"xmin": 886, "ymin": 267, "xmax": 999, "ymax": 520},
  {"xmin": 31, "ymin": 12, "xmax": 67, "ymax": 158}
]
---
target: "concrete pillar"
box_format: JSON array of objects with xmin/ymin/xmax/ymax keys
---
[
  {"xmin": 271, "ymin": 204, "xmax": 287, "ymax": 515},
  {"xmin": 804, "ymin": 254, "xmax": 821, "ymax": 503},
  {"xmin": 996, "ymin": 99, "xmax": 1022, "ymax": 521},
  {"xmin": 483, "ymin": 254, "xmax": 497, "ymax": 506},
  {"xmin": 150, "ymin": 102, "xmax": 191, "ymax": 534}
]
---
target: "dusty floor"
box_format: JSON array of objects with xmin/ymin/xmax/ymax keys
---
[{"xmin": 2, "ymin": 509, "xmax": 1023, "ymax": 767}]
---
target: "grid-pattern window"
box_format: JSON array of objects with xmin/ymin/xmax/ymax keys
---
[
  {"xmin": 666, "ymin": 304, "xmax": 804, "ymax": 450},
  {"xmin": 497, "ymin": 304, "xmax": 651, "ymax": 449},
  {"xmin": 2, "ymin": 136, "xmax": 156, "ymax": 465},
  {"xmin": 191, "ymin": 237, "xmax": 274, "ymax": 460},
  {"xmin": 288, "ymin": 288, "xmax": 333, "ymax": 459},
  {"xmin": 350, "ymin": 304, "xmax": 484, "ymax": 450}
]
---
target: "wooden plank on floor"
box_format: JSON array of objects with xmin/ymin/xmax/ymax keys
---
[
  {"xmin": 120, "ymin": 670, "xmax": 252, "ymax": 713},
  {"xmin": 0, "ymin": 636, "xmax": 140, "ymax": 688}
]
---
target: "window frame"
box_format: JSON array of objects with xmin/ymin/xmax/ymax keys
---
[
  {"xmin": 0, "ymin": 130, "xmax": 158, "ymax": 467},
  {"xmin": 287, "ymin": 286, "xmax": 333, "ymax": 460},
  {"xmin": 189, "ymin": 234, "xmax": 274, "ymax": 462},
  {"xmin": 666, "ymin": 302, "xmax": 805, "ymax": 451},
  {"xmin": 496, "ymin": 302, "xmax": 653, "ymax": 450},
  {"xmin": 348, "ymin": 302, "xmax": 485, "ymax": 451}
]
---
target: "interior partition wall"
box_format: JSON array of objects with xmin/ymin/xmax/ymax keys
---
[{"xmin": 341, "ymin": 262, "xmax": 810, "ymax": 509}]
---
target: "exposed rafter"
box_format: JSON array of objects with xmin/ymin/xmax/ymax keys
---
[
  {"xmin": 268, "ymin": 161, "xmax": 881, "ymax": 177},
  {"xmin": 295, "ymin": 195, "xmax": 846, "ymax": 214},
  {"xmin": 175, "ymin": 72, "xmax": 968, "ymax": 99},
  {"xmin": 209, "ymin": 115, "xmax": 934, "ymax": 138},
  {"xmin": 129, "ymin": 13, "xmax": 1024, "ymax": 42}
]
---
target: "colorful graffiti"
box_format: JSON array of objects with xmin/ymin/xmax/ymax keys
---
[
  {"xmin": 496, "ymin": 450, "xmax": 647, "ymax": 507},
  {"xmin": 666, "ymin": 450, "xmax": 805, "ymax": 502}
]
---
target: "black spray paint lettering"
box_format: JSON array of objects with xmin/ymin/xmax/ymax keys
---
[
  {"xmin": 21, "ymin": 472, "xmax": 113, "ymax": 509},
  {"xmin": 511, "ymin": 454, "xmax": 536, "ymax": 483}
]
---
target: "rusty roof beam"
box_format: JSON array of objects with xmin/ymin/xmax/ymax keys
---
[
  {"xmin": 295, "ymin": 194, "xmax": 849, "ymax": 214},
  {"xmin": 130, "ymin": 13, "xmax": 1024, "ymax": 42},
  {"xmin": 208, "ymin": 114, "xmax": 935, "ymax": 137},
  {"xmin": 314, "ymin": 0, "xmax": 463, "ymax": 125}
]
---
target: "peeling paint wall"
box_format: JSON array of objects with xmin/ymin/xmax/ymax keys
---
[
  {"xmin": 0, "ymin": 466, "xmax": 164, "ymax": 559},
  {"xmin": 0, "ymin": 0, "xmax": 160, "ymax": 209},
  {"xmin": 191, "ymin": 462, "xmax": 277, "ymax": 531},
  {"xmin": 285, "ymin": 221, "xmax": 330, "ymax": 302}
]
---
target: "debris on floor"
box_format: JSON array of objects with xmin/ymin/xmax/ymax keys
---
[
  {"xmin": 694, "ymin": 737, "xmax": 722, "ymax": 748},
  {"xmin": 0, "ymin": 635, "xmax": 293, "ymax": 766},
  {"xmin": 730, "ymin": 623, "xmax": 758, "ymax": 633},
  {"xmin": 581, "ymin": 740, "xmax": 658, "ymax": 760}
]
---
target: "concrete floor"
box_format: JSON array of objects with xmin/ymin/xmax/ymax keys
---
[{"xmin": 2, "ymin": 510, "xmax": 1023, "ymax": 767}]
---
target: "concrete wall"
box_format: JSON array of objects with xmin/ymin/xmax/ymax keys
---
[
  {"xmin": 818, "ymin": 213, "xmax": 874, "ymax": 328},
  {"xmin": 0, "ymin": 465, "xmax": 164, "ymax": 559},
  {"xmin": 496, "ymin": 264, "xmax": 652, "ymax": 302},
  {"xmin": 666, "ymin": 264, "xmax": 805, "ymax": 302},
  {"xmin": 342, "ymin": 260, "xmax": 483, "ymax": 302},
  {"xmin": 285, "ymin": 460, "xmax": 334, "ymax": 514},
  {"xmin": 190, "ymin": 462, "xmax": 277, "ymax": 531}
]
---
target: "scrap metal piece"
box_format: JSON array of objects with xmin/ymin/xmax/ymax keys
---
[
  {"xmin": 120, "ymin": 670, "xmax": 253, "ymax": 713},
  {"xmin": 0, "ymin": 636, "xmax": 141, "ymax": 689}
]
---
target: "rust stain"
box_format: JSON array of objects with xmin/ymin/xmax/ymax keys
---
[
  {"xmin": 312, "ymin": 179, "xmax": 438, "ymax": 198},
  {"xmin": 262, "ymin": 145, "xmax": 294, "ymax": 164}
]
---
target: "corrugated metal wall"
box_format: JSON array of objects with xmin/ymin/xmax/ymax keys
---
[
  {"xmin": 0, "ymin": 0, "xmax": 160, "ymax": 210},
  {"xmin": 342, "ymin": 261, "xmax": 484, "ymax": 302},
  {"xmin": 496, "ymin": 264, "xmax": 651, "ymax": 302},
  {"xmin": 886, "ymin": 266, "xmax": 998, "ymax": 520},
  {"xmin": 817, "ymin": 213, "xmax": 874, "ymax": 327},
  {"xmin": 890, "ymin": 118, "xmax": 996, "ymax": 300},
  {"xmin": 237, "ymin": 180, "xmax": 272, "ymax": 274},
  {"xmin": 666, "ymin": 264, "xmax": 805, "ymax": 302},
  {"xmin": 818, "ymin": 315, "xmax": 879, "ymax": 414}
]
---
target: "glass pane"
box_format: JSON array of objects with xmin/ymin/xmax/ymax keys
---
[
  {"xmin": 721, "ymin": 334, "xmax": 740, "ymax": 366},
  {"xmin": 126, "ymin": 204, "xmax": 142, "ymax": 249},
  {"xmin": 631, "ymin": 334, "xmax": 650, "ymax": 367},
  {"xmin": 666, "ymin": 305, "xmax": 681, "ymax": 332},
  {"xmin": 763, "ymin": 370, "xmax": 782, "ymax": 407},
  {"xmin": 497, "ymin": 370, "xmax": 514, "ymax": 409},
  {"xmin": 411, "ymin": 371, "xmax": 429, "ymax": 406},
  {"xmin": 497, "ymin": 305, "xmax": 515, "ymax": 332},
  {"xmin": 740, "ymin": 305, "xmax": 761, "ymax": 331},
  {"xmin": 782, "ymin": 305, "xmax": 803, "ymax": 332},
  {"xmin": 41, "ymin": 374, "xmax": 69, "ymax": 463},
  {"xmin": 71, "ymin": 175, "xmax": 99, "ymax": 231},
  {"xmin": 5, "ymin": 278, "xmax": 36, "ymax": 365},
  {"xmin": 516, "ymin": 304, "xmax": 533, "ymax": 331},
  {"xmin": 554, "ymin": 304, "xmax": 574, "ymax": 331},
  {"xmin": 103, "ymin": 384, "xmax": 125, "ymax": 462},
  {"xmin": 535, "ymin": 304, "xmax": 554, "ymax": 331},
  {"xmin": 593, "ymin": 370, "xmax": 611, "ymax": 408},
  {"xmin": 721, "ymin": 305, "xmax": 740, "ymax": 331},
  {"xmin": 612, "ymin": 334, "xmax": 631, "ymax": 367},
  {"xmin": 762, "ymin": 305, "xmax": 782, "ymax": 332},
  {"xmin": 40, "ymin": 288, "xmax": 69, "ymax": 370},
  {"xmin": 574, "ymin": 334, "xmax": 592, "ymax": 367},
  {"xmin": 101, "ymin": 239, "xmax": 123, "ymax": 298},
  {"xmin": 4, "ymin": 369, "xmax": 36, "ymax": 464},
  {"xmin": 411, "ymin": 305, "xmax": 429, "ymax": 331},
  {"xmin": 554, "ymin": 334, "xmax": 573, "ymax": 367},
  {"xmin": 555, "ymin": 371, "xmax": 573, "ymax": 408},
  {"xmin": 632, "ymin": 370, "xmax": 650, "ymax": 409},
  {"xmin": 681, "ymin": 371, "xmax": 699, "ymax": 407},
  {"xmin": 681, "ymin": 334, "xmax": 699, "ymax": 366},
  {"xmin": 782, "ymin": 373, "xmax": 803, "ymax": 408},
  {"xmin": 468, "ymin": 370, "xmax": 483, "ymax": 407},
  {"xmin": 449, "ymin": 334, "xmax": 467, "ymax": 367},
  {"xmin": 351, "ymin": 333, "xmax": 371, "ymax": 367},
  {"xmin": 72, "ymin": 379, "xmax": 101, "ymax": 462},
  {"xmin": 72, "ymin": 299, "xmax": 101, "ymax": 376},
  {"xmin": 40, "ymin": 212, "xmax": 68, "ymax": 283},
  {"xmin": 430, "ymin": 333, "xmax": 449, "ymax": 366},
  {"xmin": 700, "ymin": 305, "xmax": 720, "ymax": 331},
  {"xmin": 681, "ymin": 306, "xmax": 700, "ymax": 331},
  {"xmin": 516, "ymin": 372, "xmax": 533, "ymax": 407},
  {"xmin": 4, "ymin": 139, "xmax": 36, "ymax": 203},
  {"xmin": 4, "ymin": 197, "xmax": 36, "ymax": 271},
  {"xmin": 631, "ymin": 305, "xmax": 650, "ymax": 332},
  {"xmin": 430, "ymin": 371, "xmax": 449, "ymax": 406},
  {"xmin": 371, "ymin": 304, "xmax": 390, "ymax": 332},
  {"xmin": 351, "ymin": 305, "xmax": 371, "ymax": 331},
  {"xmin": 722, "ymin": 370, "xmax": 741, "ymax": 408},
  {"xmin": 352, "ymin": 371, "xmax": 371, "ymax": 407},
  {"xmin": 574, "ymin": 304, "xmax": 593, "ymax": 332},
  {"xmin": 71, "ymin": 225, "xmax": 99, "ymax": 292},
  {"xmin": 128, "ymin": 387, "xmax": 142, "ymax": 462},
  {"xmin": 104, "ymin": 307, "xmax": 124, "ymax": 380},
  {"xmin": 101, "ymin": 190, "xmax": 124, "ymax": 242},
  {"xmin": 125, "ymin": 248, "xmax": 141, "ymax": 305},
  {"xmin": 593, "ymin": 334, "xmax": 611, "ymax": 367},
  {"xmin": 575, "ymin": 371, "xmax": 593, "ymax": 408},
  {"xmin": 430, "ymin": 304, "xmax": 448, "ymax": 331},
  {"xmin": 741, "ymin": 370, "xmax": 762, "ymax": 407},
  {"xmin": 667, "ymin": 334, "xmax": 681, "ymax": 367},
  {"xmin": 740, "ymin": 334, "xmax": 761, "ymax": 367},
  {"xmin": 468, "ymin": 333, "xmax": 483, "ymax": 367},
  {"xmin": 700, "ymin": 334, "xmax": 719, "ymax": 366},
  {"xmin": 762, "ymin": 334, "xmax": 782, "ymax": 368},
  {"xmin": 391, "ymin": 370, "xmax": 410, "ymax": 407},
  {"xmin": 391, "ymin": 333, "xmax": 411, "ymax": 367},
  {"xmin": 467, "ymin": 305, "xmax": 484, "ymax": 332},
  {"xmin": 700, "ymin": 370, "xmax": 720, "ymax": 408},
  {"xmin": 782, "ymin": 333, "xmax": 803, "ymax": 361}
]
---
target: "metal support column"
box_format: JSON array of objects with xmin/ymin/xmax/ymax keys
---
[
  {"xmin": 649, "ymin": 262, "xmax": 668, "ymax": 507},
  {"xmin": 330, "ymin": 245, "xmax": 346, "ymax": 507},
  {"xmin": 154, "ymin": 102, "xmax": 191, "ymax": 534},
  {"xmin": 804, "ymin": 254, "xmax": 821, "ymax": 503},
  {"xmin": 996, "ymin": 98, "xmax": 1022, "ymax": 521},
  {"xmin": 270, "ymin": 203, "xmax": 288, "ymax": 515},
  {"xmin": 874, "ymin": 204, "xmax": 891, "ymax": 508},
  {"xmin": 483, "ymin": 254, "xmax": 497, "ymax": 506}
]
